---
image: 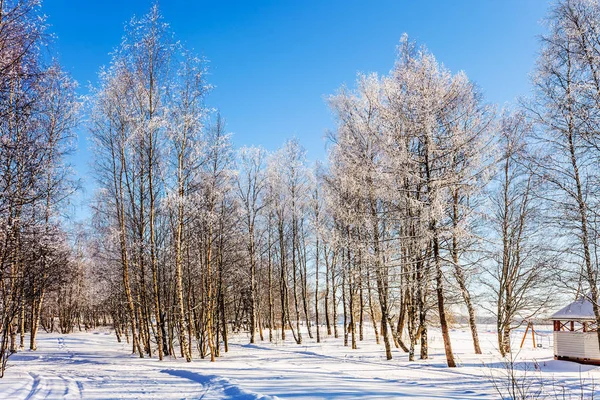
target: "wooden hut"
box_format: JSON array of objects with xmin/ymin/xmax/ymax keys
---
[{"xmin": 551, "ymin": 297, "xmax": 600, "ymax": 364}]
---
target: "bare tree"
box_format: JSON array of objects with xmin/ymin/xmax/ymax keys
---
[{"xmin": 483, "ymin": 111, "xmax": 553, "ymax": 356}]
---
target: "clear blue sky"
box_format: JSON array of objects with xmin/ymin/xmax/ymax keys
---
[{"xmin": 42, "ymin": 0, "xmax": 549, "ymax": 219}]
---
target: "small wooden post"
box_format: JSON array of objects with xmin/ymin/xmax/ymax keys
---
[{"xmin": 520, "ymin": 321, "xmax": 531, "ymax": 349}]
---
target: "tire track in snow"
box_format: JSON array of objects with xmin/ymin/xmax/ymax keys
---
[
  {"xmin": 25, "ymin": 372, "xmax": 82, "ymax": 400},
  {"xmin": 24, "ymin": 373, "xmax": 42, "ymax": 400}
]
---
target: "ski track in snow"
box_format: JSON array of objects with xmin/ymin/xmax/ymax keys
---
[
  {"xmin": 1, "ymin": 327, "xmax": 599, "ymax": 399},
  {"xmin": 25, "ymin": 372, "xmax": 83, "ymax": 400},
  {"xmin": 162, "ymin": 369, "xmax": 278, "ymax": 399}
]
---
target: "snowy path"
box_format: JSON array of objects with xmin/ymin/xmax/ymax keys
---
[
  {"xmin": 3, "ymin": 333, "xmax": 264, "ymax": 399},
  {"xmin": 1, "ymin": 328, "xmax": 599, "ymax": 399}
]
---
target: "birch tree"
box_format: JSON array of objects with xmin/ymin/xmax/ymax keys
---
[
  {"xmin": 528, "ymin": 0, "xmax": 600, "ymax": 349},
  {"xmin": 166, "ymin": 51, "xmax": 209, "ymax": 362},
  {"xmin": 0, "ymin": 0, "xmax": 78, "ymax": 376},
  {"xmin": 236, "ymin": 146, "xmax": 268, "ymax": 344},
  {"xmin": 484, "ymin": 110, "xmax": 553, "ymax": 356}
]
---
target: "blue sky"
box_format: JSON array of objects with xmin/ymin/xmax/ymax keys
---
[{"xmin": 42, "ymin": 0, "xmax": 549, "ymax": 219}]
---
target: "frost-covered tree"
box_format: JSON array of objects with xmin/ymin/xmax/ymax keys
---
[
  {"xmin": 528, "ymin": 0, "xmax": 600, "ymax": 349},
  {"xmin": 0, "ymin": 0, "xmax": 78, "ymax": 376},
  {"xmin": 90, "ymin": 5, "xmax": 210, "ymax": 360},
  {"xmin": 165, "ymin": 51, "xmax": 209, "ymax": 362},
  {"xmin": 326, "ymin": 35, "xmax": 493, "ymax": 366},
  {"xmin": 235, "ymin": 146, "xmax": 268, "ymax": 344}
]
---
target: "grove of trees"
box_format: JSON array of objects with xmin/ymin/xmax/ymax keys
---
[{"xmin": 2, "ymin": 0, "xmax": 600, "ymax": 377}]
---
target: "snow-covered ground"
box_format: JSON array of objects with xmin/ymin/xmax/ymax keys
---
[{"xmin": 1, "ymin": 325, "xmax": 599, "ymax": 399}]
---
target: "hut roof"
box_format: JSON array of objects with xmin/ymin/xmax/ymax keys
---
[{"xmin": 551, "ymin": 297, "xmax": 596, "ymax": 321}]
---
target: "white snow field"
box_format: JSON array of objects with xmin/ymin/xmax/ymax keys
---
[{"xmin": 1, "ymin": 326, "xmax": 599, "ymax": 399}]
